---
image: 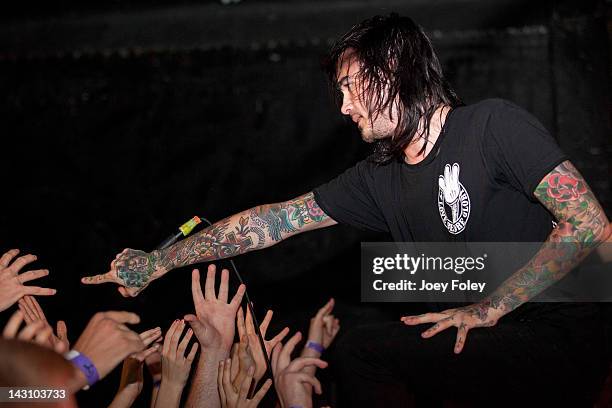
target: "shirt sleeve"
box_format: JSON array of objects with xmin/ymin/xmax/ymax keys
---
[
  {"xmin": 313, "ymin": 160, "xmax": 389, "ymax": 232},
  {"xmin": 484, "ymin": 99, "xmax": 568, "ymax": 201}
]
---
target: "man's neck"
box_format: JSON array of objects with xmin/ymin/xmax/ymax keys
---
[{"xmin": 403, "ymin": 105, "xmax": 451, "ymax": 165}]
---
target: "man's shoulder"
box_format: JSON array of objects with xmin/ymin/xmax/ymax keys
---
[
  {"xmin": 356, "ymin": 155, "xmax": 399, "ymax": 174},
  {"xmin": 329, "ymin": 156, "xmax": 397, "ymax": 186},
  {"xmin": 460, "ymin": 98, "xmax": 522, "ymax": 116}
]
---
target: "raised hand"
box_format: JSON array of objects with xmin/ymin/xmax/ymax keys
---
[
  {"xmin": 230, "ymin": 327, "xmax": 256, "ymax": 391},
  {"xmin": 238, "ymin": 306, "xmax": 289, "ymax": 383},
  {"xmin": 154, "ymin": 319, "xmax": 198, "ymax": 408},
  {"xmin": 145, "ymin": 339, "xmax": 163, "ymax": 382},
  {"xmin": 401, "ymin": 301, "xmax": 503, "ymax": 354},
  {"xmin": 184, "ymin": 265, "xmax": 245, "ymax": 353},
  {"xmin": 161, "ymin": 320, "xmax": 198, "ymax": 388},
  {"xmin": 71, "ymin": 311, "xmax": 151, "ymax": 384},
  {"xmin": 2, "ymin": 310, "xmax": 55, "ymax": 349},
  {"xmin": 218, "ymin": 358, "xmax": 272, "ymax": 408},
  {"xmin": 18, "ymin": 295, "xmax": 69, "ymax": 353},
  {"xmin": 109, "ymin": 333, "xmax": 161, "ymax": 408},
  {"xmin": 81, "ymin": 248, "xmax": 168, "ymax": 298},
  {"xmin": 271, "ymin": 331, "xmax": 328, "ymax": 408},
  {"xmin": 302, "ymin": 298, "xmax": 340, "ymax": 359},
  {"xmin": 0, "ymin": 249, "xmax": 55, "ymax": 312}
]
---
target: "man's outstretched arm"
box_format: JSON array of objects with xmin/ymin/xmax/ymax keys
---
[{"xmin": 82, "ymin": 192, "xmax": 336, "ymax": 296}]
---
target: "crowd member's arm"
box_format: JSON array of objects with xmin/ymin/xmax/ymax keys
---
[
  {"xmin": 67, "ymin": 311, "xmax": 151, "ymax": 392},
  {"xmin": 271, "ymin": 331, "xmax": 328, "ymax": 408},
  {"xmin": 402, "ymin": 160, "xmax": 611, "ymax": 353},
  {"xmin": 4, "ymin": 309, "xmax": 154, "ymax": 393},
  {"xmin": 0, "ymin": 249, "xmax": 55, "ymax": 312},
  {"xmin": 154, "ymin": 320, "xmax": 198, "ymax": 408},
  {"xmin": 144, "ymin": 340, "xmax": 163, "ymax": 408},
  {"xmin": 218, "ymin": 358, "xmax": 272, "ymax": 408},
  {"xmin": 18, "ymin": 295, "xmax": 69, "ymax": 353},
  {"xmin": 185, "ymin": 266, "xmax": 245, "ymax": 408},
  {"xmin": 108, "ymin": 330, "xmax": 161, "ymax": 408},
  {"xmin": 300, "ymin": 298, "xmax": 340, "ymax": 378},
  {"xmin": 81, "ymin": 192, "xmax": 336, "ymax": 296}
]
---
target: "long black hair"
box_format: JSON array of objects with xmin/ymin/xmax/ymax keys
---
[{"xmin": 325, "ymin": 14, "xmax": 462, "ymax": 163}]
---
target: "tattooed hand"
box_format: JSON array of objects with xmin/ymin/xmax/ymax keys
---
[
  {"xmin": 81, "ymin": 249, "xmax": 169, "ymax": 297},
  {"xmin": 401, "ymin": 301, "xmax": 504, "ymax": 354}
]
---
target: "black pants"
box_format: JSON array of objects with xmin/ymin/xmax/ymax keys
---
[{"xmin": 333, "ymin": 304, "xmax": 607, "ymax": 407}]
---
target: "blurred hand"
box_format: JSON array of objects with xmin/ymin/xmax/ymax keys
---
[
  {"xmin": 2, "ymin": 310, "xmax": 55, "ymax": 349},
  {"xmin": 160, "ymin": 319, "xmax": 198, "ymax": 388},
  {"xmin": 271, "ymin": 332, "xmax": 328, "ymax": 408},
  {"xmin": 218, "ymin": 358, "xmax": 272, "ymax": 408},
  {"xmin": 237, "ymin": 306, "xmax": 289, "ymax": 383},
  {"xmin": 72, "ymin": 311, "xmax": 150, "ymax": 382},
  {"xmin": 302, "ymin": 298, "xmax": 340, "ymax": 358},
  {"xmin": 145, "ymin": 340, "xmax": 163, "ymax": 383},
  {"xmin": 230, "ymin": 325, "xmax": 256, "ymax": 391},
  {"xmin": 184, "ymin": 266, "xmax": 245, "ymax": 353},
  {"xmin": 109, "ymin": 332, "xmax": 161, "ymax": 408},
  {"xmin": 18, "ymin": 295, "xmax": 69, "ymax": 353},
  {"xmin": 0, "ymin": 249, "xmax": 55, "ymax": 312},
  {"xmin": 81, "ymin": 248, "xmax": 168, "ymax": 297}
]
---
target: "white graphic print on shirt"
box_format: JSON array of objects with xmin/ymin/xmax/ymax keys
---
[{"xmin": 437, "ymin": 163, "xmax": 471, "ymax": 234}]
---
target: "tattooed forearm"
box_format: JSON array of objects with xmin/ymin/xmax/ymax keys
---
[
  {"xmin": 113, "ymin": 192, "xmax": 334, "ymax": 290},
  {"xmin": 485, "ymin": 160, "xmax": 610, "ymax": 315},
  {"xmin": 158, "ymin": 191, "xmax": 333, "ymax": 271}
]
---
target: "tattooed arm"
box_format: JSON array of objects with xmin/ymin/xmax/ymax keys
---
[
  {"xmin": 484, "ymin": 160, "xmax": 610, "ymax": 312},
  {"xmin": 82, "ymin": 192, "xmax": 336, "ymax": 296},
  {"xmin": 402, "ymin": 160, "xmax": 611, "ymax": 353}
]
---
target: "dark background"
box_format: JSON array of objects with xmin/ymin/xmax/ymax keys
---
[{"xmin": 0, "ymin": 0, "xmax": 610, "ymax": 406}]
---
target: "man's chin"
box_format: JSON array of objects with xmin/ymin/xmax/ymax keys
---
[{"xmin": 360, "ymin": 131, "xmax": 376, "ymax": 143}]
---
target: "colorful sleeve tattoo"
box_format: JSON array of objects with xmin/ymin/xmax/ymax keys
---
[
  {"xmin": 483, "ymin": 160, "xmax": 610, "ymax": 314},
  {"xmin": 115, "ymin": 192, "xmax": 334, "ymax": 290}
]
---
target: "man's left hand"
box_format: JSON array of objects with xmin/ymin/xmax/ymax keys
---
[{"xmin": 401, "ymin": 302, "xmax": 504, "ymax": 354}]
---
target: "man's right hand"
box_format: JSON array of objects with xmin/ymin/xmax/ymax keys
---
[{"xmin": 80, "ymin": 248, "xmax": 168, "ymax": 297}]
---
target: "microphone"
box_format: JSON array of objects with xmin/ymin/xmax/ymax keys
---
[{"xmin": 156, "ymin": 216, "xmax": 202, "ymax": 250}]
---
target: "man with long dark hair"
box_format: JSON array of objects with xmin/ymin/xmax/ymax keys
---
[{"xmin": 84, "ymin": 14, "xmax": 610, "ymax": 406}]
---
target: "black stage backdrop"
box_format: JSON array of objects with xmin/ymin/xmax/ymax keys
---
[{"xmin": 0, "ymin": 0, "xmax": 610, "ymax": 406}]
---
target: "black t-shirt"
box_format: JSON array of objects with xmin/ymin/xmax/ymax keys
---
[
  {"xmin": 313, "ymin": 99, "xmax": 602, "ymax": 322},
  {"xmin": 314, "ymin": 98, "xmax": 566, "ymax": 243}
]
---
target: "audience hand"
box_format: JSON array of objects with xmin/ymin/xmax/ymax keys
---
[
  {"xmin": 0, "ymin": 249, "xmax": 55, "ymax": 313},
  {"xmin": 109, "ymin": 338, "xmax": 161, "ymax": 408},
  {"xmin": 271, "ymin": 332, "xmax": 328, "ymax": 408},
  {"xmin": 238, "ymin": 306, "xmax": 289, "ymax": 383},
  {"xmin": 184, "ymin": 266, "xmax": 245, "ymax": 353},
  {"xmin": 145, "ymin": 339, "xmax": 163, "ymax": 382},
  {"xmin": 301, "ymin": 298, "xmax": 340, "ymax": 359},
  {"xmin": 71, "ymin": 311, "xmax": 151, "ymax": 384},
  {"xmin": 231, "ymin": 319, "xmax": 256, "ymax": 390},
  {"xmin": 218, "ymin": 358, "xmax": 272, "ymax": 408},
  {"xmin": 161, "ymin": 319, "xmax": 198, "ymax": 388},
  {"xmin": 18, "ymin": 295, "xmax": 69, "ymax": 353},
  {"xmin": 2, "ymin": 310, "xmax": 55, "ymax": 348},
  {"xmin": 154, "ymin": 319, "xmax": 198, "ymax": 408}
]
